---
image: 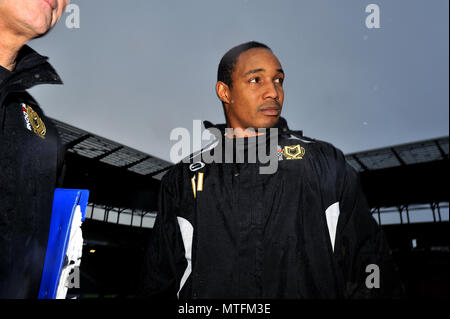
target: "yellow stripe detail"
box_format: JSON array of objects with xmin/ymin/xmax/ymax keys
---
[
  {"xmin": 197, "ymin": 172, "xmax": 204, "ymax": 192},
  {"xmin": 191, "ymin": 176, "xmax": 196, "ymax": 198}
]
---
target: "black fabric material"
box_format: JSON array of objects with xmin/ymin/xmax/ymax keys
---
[
  {"xmin": 141, "ymin": 117, "xmax": 404, "ymax": 299},
  {"xmin": 0, "ymin": 45, "xmax": 64, "ymax": 298}
]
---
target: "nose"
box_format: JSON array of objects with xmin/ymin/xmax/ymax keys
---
[{"xmin": 262, "ymin": 81, "xmax": 280, "ymax": 101}]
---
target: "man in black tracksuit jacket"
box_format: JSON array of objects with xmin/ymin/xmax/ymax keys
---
[
  {"xmin": 142, "ymin": 42, "xmax": 403, "ymax": 299},
  {"xmin": 0, "ymin": 1, "xmax": 68, "ymax": 298}
]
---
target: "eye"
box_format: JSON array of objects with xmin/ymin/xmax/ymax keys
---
[
  {"xmin": 275, "ymin": 77, "xmax": 284, "ymax": 85},
  {"xmin": 249, "ymin": 77, "xmax": 260, "ymax": 83}
]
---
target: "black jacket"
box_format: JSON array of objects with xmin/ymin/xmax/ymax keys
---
[
  {"xmin": 0, "ymin": 46, "xmax": 65, "ymax": 298},
  {"xmin": 142, "ymin": 118, "xmax": 403, "ymax": 299}
]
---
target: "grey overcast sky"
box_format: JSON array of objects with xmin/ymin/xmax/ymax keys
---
[{"xmin": 28, "ymin": 0, "xmax": 449, "ymax": 163}]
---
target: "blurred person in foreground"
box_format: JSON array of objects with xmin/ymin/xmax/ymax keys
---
[{"xmin": 0, "ymin": 0, "xmax": 69, "ymax": 298}]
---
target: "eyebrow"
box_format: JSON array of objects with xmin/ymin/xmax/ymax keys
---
[{"xmin": 244, "ymin": 68, "xmax": 284, "ymax": 76}]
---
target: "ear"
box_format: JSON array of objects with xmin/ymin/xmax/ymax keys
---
[{"xmin": 216, "ymin": 81, "xmax": 232, "ymax": 105}]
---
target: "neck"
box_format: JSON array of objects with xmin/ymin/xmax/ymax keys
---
[{"xmin": 0, "ymin": 27, "xmax": 29, "ymax": 71}]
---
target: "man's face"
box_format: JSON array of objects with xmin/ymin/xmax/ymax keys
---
[
  {"xmin": 222, "ymin": 48, "xmax": 285, "ymax": 130},
  {"xmin": 0, "ymin": 0, "xmax": 69, "ymax": 38}
]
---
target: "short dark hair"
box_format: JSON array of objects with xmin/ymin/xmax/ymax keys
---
[{"xmin": 217, "ymin": 41, "xmax": 272, "ymax": 88}]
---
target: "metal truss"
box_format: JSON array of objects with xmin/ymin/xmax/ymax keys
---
[
  {"xmin": 371, "ymin": 201, "xmax": 449, "ymax": 225},
  {"xmin": 346, "ymin": 136, "xmax": 448, "ymax": 172},
  {"xmin": 50, "ymin": 117, "xmax": 173, "ymax": 179},
  {"xmin": 85, "ymin": 203, "xmax": 157, "ymax": 228}
]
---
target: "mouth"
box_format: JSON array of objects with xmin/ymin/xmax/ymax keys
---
[
  {"xmin": 260, "ymin": 108, "xmax": 281, "ymax": 116},
  {"xmin": 41, "ymin": 0, "xmax": 57, "ymax": 10},
  {"xmin": 259, "ymin": 101, "xmax": 282, "ymax": 116}
]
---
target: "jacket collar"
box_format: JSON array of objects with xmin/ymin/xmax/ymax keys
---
[
  {"xmin": 0, "ymin": 45, "xmax": 63, "ymax": 133},
  {"xmin": 0, "ymin": 65, "xmax": 10, "ymax": 85},
  {"xmin": 203, "ymin": 116, "xmax": 302, "ymax": 137},
  {"xmin": 0, "ymin": 45, "xmax": 62, "ymax": 100}
]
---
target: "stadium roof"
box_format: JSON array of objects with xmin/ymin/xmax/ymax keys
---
[
  {"xmin": 52, "ymin": 116, "xmax": 448, "ymax": 177},
  {"xmin": 50, "ymin": 118, "xmax": 173, "ymax": 178},
  {"xmin": 345, "ymin": 136, "xmax": 449, "ymax": 172}
]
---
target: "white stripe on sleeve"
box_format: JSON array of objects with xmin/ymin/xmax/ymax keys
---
[
  {"xmin": 176, "ymin": 216, "xmax": 194, "ymax": 298},
  {"xmin": 325, "ymin": 202, "xmax": 340, "ymax": 252}
]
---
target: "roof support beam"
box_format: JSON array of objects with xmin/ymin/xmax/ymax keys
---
[
  {"xmin": 65, "ymin": 134, "xmax": 92, "ymax": 150},
  {"xmin": 390, "ymin": 147, "xmax": 406, "ymax": 166},
  {"xmin": 123, "ymin": 155, "xmax": 150, "ymax": 169},
  {"xmin": 93, "ymin": 146, "xmax": 124, "ymax": 161},
  {"xmin": 435, "ymin": 140, "xmax": 448, "ymax": 160},
  {"xmin": 147, "ymin": 165, "xmax": 174, "ymax": 177},
  {"xmin": 352, "ymin": 154, "xmax": 369, "ymax": 171}
]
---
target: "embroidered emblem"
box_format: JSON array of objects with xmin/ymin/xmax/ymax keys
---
[
  {"xmin": 21, "ymin": 103, "xmax": 46, "ymax": 139},
  {"xmin": 282, "ymin": 144, "xmax": 305, "ymax": 160},
  {"xmin": 21, "ymin": 104, "xmax": 32, "ymax": 131},
  {"xmin": 277, "ymin": 145, "xmax": 284, "ymax": 161}
]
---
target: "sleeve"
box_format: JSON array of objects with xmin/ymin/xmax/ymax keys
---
[
  {"xmin": 332, "ymin": 149, "xmax": 405, "ymax": 298},
  {"xmin": 140, "ymin": 176, "xmax": 187, "ymax": 299},
  {"xmin": 55, "ymin": 135, "xmax": 67, "ymax": 188}
]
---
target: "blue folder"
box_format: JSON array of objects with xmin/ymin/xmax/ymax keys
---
[{"xmin": 38, "ymin": 189, "xmax": 89, "ymax": 299}]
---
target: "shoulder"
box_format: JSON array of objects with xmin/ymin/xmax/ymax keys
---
[
  {"xmin": 159, "ymin": 158, "xmax": 195, "ymax": 194},
  {"xmin": 3, "ymin": 90, "xmax": 38, "ymax": 107},
  {"xmin": 282, "ymin": 131, "xmax": 346, "ymax": 162},
  {"xmin": 160, "ymin": 161, "xmax": 184, "ymax": 186},
  {"xmin": 161, "ymin": 137, "xmax": 220, "ymax": 194}
]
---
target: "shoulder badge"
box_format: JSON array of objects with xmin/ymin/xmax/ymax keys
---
[
  {"xmin": 282, "ymin": 144, "xmax": 305, "ymax": 160},
  {"xmin": 21, "ymin": 103, "xmax": 46, "ymax": 139}
]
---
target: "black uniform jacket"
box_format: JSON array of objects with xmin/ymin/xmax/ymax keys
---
[
  {"xmin": 142, "ymin": 118, "xmax": 403, "ymax": 299},
  {"xmin": 0, "ymin": 45, "xmax": 64, "ymax": 298}
]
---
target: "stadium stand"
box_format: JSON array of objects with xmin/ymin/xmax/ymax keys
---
[{"xmin": 51, "ymin": 118, "xmax": 448, "ymax": 298}]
